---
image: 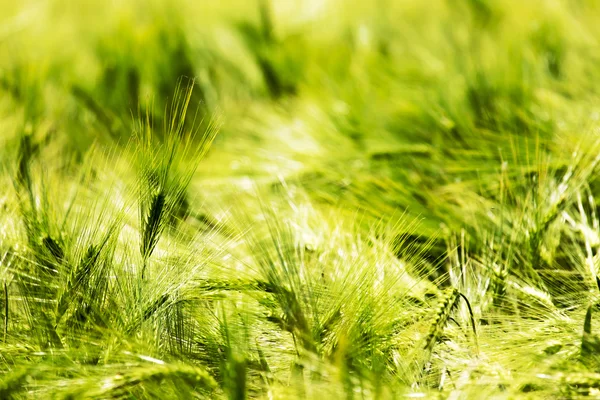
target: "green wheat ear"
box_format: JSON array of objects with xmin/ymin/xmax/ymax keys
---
[
  {"xmin": 16, "ymin": 132, "xmax": 34, "ymax": 191},
  {"xmin": 581, "ymin": 305, "xmax": 600, "ymax": 360},
  {"xmin": 491, "ymin": 263, "xmax": 508, "ymax": 306},
  {"xmin": 423, "ymin": 288, "xmax": 460, "ymax": 353},
  {"xmin": 136, "ymin": 79, "xmax": 218, "ymax": 278},
  {"xmin": 140, "ymin": 190, "xmax": 166, "ymax": 264},
  {"xmin": 423, "ymin": 288, "xmax": 479, "ymax": 354}
]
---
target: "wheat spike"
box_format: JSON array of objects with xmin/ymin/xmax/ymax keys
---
[{"xmin": 424, "ymin": 288, "xmax": 460, "ymax": 352}]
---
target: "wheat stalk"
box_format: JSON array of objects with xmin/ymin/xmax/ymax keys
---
[{"xmin": 3, "ymin": 279, "xmax": 7, "ymax": 342}]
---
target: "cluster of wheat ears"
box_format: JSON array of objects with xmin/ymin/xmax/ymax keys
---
[{"xmin": 4, "ymin": 0, "xmax": 600, "ymax": 398}]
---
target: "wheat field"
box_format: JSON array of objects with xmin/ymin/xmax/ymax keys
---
[{"xmin": 2, "ymin": 0, "xmax": 600, "ymax": 398}]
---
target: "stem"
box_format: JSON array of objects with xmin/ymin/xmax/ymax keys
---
[
  {"xmin": 459, "ymin": 292, "xmax": 479, "ymax": 355},
  {"xmin": 3, "ymin": 280, "xmax": 8, "ymax": 342}
]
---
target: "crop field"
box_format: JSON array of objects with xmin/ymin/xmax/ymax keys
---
[{"xmin": 3, "ymin": 0, "xmax": 600, "ymax": 398}]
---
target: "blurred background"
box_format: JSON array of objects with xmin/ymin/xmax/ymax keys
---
[{"xmin": 2, "ymin": 0, "xmax": 600, "ymax": 252}]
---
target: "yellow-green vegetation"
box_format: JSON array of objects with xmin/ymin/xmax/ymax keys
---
[{"xmin": 3, "ymin": 0, "xmax": 600, "ymax": 398}]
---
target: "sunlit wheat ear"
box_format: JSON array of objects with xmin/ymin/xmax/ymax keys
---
[
  {"xmin": 490, "ymin": 263, "xmax": 508, "ymax": 306},
  {"xmin": 135, "ymin": 79, "xmax": 218, "ymax": 279},
  {"xmin": 423, "ymin": 288, "xmax": 478, "ymax": 354},
  {"xmin": 423, "ymin": 288, "xmax": 460, "ymax": 353}
]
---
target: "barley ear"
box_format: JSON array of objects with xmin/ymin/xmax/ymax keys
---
[
  {"xmin": 140, "ymin": 191, "xmax": 167, "ymax": 278},
  {"xmin": 423, "ymin": 288, "xmax": 460, "ymax": 352}
]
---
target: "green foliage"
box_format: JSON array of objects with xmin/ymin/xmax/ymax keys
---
[{"xmin": 3, "ymin": 0, "xmax": 600, "ymax": 398}]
